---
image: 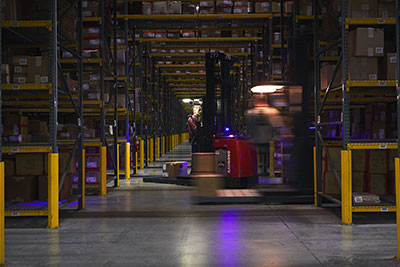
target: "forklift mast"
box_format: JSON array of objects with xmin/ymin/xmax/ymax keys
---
[{"xmin": 199, "ymin": 52, "xmax": 236, "ymax": 152}]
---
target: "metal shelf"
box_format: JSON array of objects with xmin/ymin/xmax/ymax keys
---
[
  {"xmin": 1, "ymin": 20, "xmax": 52, "ymax": 29},
  {"xmin": 2, "ymin": 83, "xmax": 52, "ymax": 92},
  {"xmin": 117, "ymin": 14, "xmax": 273, "ymax": 20},
  {"xmin": 137, "ymin": 37, "xmax": 262, "ymax": 42},
  {"xmin": 345, "ymin": 18, "xmax": 395, "ymax": 27}
]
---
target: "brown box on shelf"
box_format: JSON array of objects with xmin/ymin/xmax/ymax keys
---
[
  {"xmin": 194, "ymin": 174, "xmax": 224, "ymax": 197},
  {"xmin": 372, "ymin": 121, "xmax": 386, "ymax": 139},
  {"xmin": 82, "ymin": 27, "xmax": 99, "ymax": 38},
  {"xmin": 299, "ymin": 0, "xmax": 312, "ymax": 16},
  {"xmin": 273, "ymin": 32, "xmax": 281, "ymax": 44},
  {"xmin": 320, "ymin": 64, "xmax": 342, "ymax": 89},
  {"xmin": 142, "ymin": 2, "xmax": 152, "ymax": 15},
  {"xmin": 27, "ymin": 56, "xmax": 49, "ymax": 84},
  {"xmin": 13, "ymin": 65, "xmax": 27, "ymax": 74},
  {"xmin": 324, "ymin": 171, "xmax": 340, "ymax": 195},
  {"xmin": 349, "ymin": 57, "xmax": 378, "ymax": 80},
  {"xmin": 15, "ymin": 153, "xmax": 44, "ymax": 176},
  {"xmin": 38, "ymin": 174, "xmax": 72, "ymax": 201},
  {"xmin": 182, "ymin": 2, "xmax": 195, "ymax": 14},
  {"xmin": 352, "ymin": 172, "xmax": 366, "ymax": 192},
  {"xmin": 6, "ymin": 176, "xmax": 38, "ymax": 202},
  {"xmin": 353, "ymin": 192, "xmax": 380, "ymax": 205},
  {"xmin": 349, "ymin": 28, "xmax": 384, "ymax": 57},
  {"xmin": 12, "ymin": 74, "xmax": 27, "ymax": 84},
  {"xmin": 369, "ymin": 174, "xmax": 386, "ymax": 196},
  {"xmin": 28, "ymin": 119, "xmax": 48, "ymax": 136},
  {"xmin": 82, "ymin": 38, "xmax": 100, "ymax": 49},
  {"xmin": 378, "ymin": 0, "xmax": 395, "ymax": 18},
  {"xmin": 272, "ymin": 2, "xmax": 280, "ymax": 13},
  {"xmin": 5, "ymin": 159, "xmax": 15, "ymax": 178},
  {"xmin": 352, "ymin": 149, "xmax": 366, "ymax": 172},
  {"xmin": 255, "ymin": 2, "xmax": 269, "ymax": 13},
  {"xmin": 348, "ymin": 0, "xmax": 377, "ymax": 18},
  {"xmin": 369, "ymin": 150, "xmax": 387, "ymax": 174},
  {"xmin": 385, "ymin": 53, "xmax": 396, "ymax": 80},
  {"xmin": 153, "ymin": 1, "xmax": 167, "ymax": 14},
  {"xmin": 12, "ymin": 55, "xmax": 28, "ymax": 66},
  {"xmin": 44, "ymin": 152, "xmax": 76, "ymax": 174},
  {"xmin": 167, "ymin": 1, "xmax": 182, "ymax": 14},
  {"xmin": 284, "ymin": 1, "xmax": 293, "ymax": 13},
  {"xmin": 82, "ymin": 0, "xmax": 98, "ymax": 16}
]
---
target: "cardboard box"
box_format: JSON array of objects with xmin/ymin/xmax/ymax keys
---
[
  {"xmin": 284, "ymin": 1, "xmax": 293, "ymax": 13},
  {"xmin": 153, "ymin": 2, "xmax": 167, "ymax": 14},
  {"xmin": 288, "ymin": 86, "xmax": 302, "ymax": 104},
  {"xmin": 142, "ymin": 2, "xmax": 152, "ymax": 15},
  {"xmin": 38, "ymin": 174, "xmax": 72, "ymax": 201},
  {"xmin": 182, "ymin": 2, "xmax": 195, "ymax": 14},
  {"xmin": 6, "ymin": 176, "xmax": 38, "ymax": 202},
  {"xmin": 353, "ymin": 192, "xmax": 380, "ymax": 205},
  {"xmin": 162, "ymin": 161, "xmax": 188, "ymax": 178},
  {"xmin": 5, "ymin": 159, "xmax": 15, "ymax": 178},
  {"xmin": 386, "ymin": 53, "xmax": 397, "ymax": 80},
  {"xmin": 255, "ymin": 2, "xmax": 269, "ymax": 13},
  {"xmin": 12, "ymin": 56, "xmax": 28, "ymax": 66},
  {"xmin": 348, "ymin": 0, "xmax": 377, "ymax": 18},
  {"xmin": 320, "ymin": 64, "xmax": 342, "ymax": 89},
  {"xmin": 299, "ymin": 0, "xmax": 312, "ymax": 16},
  {"xmin": 16, "ymin": 153, "xmax": 44, "ymax": 176},
  {"xmin": 324, "ymin": 171, "xmax": 340, "ymax": 195},
  {"xmin": 27, "ymin": 56, "xmax": 49, "ymax": 84},
  {"xmin": 82, "ymin": 27, "xmax": 99, "ymax": 38},
  {"xmin": 372, "ymin": 121, "xmax": 386, "ymax": 139},
  {"xmin": 352, "ymin": 172, "xmax": 366, "ymax": 192},
  {"xmin": 194, "ymin": 175, "xmax": 224, "ymax": 197},
  {"xmin": 369, "ymin": 174, "xmax": 386, "ymax": 195},
  {"xmin": 192, "ymin": 153, "xmax": 216, "ymax": 174},
  {"xmin": 349, "ymin": 57, "xmax": 378, "ymax": 80},
  {"xmin": 13, "ymin": 65, "xmax": 27, "ymax": 74},
  {"xmin": 369, "ymin": 150, "xmax": 387, "ymax": 174},
  {"xmin": 13, "ymin": 74, "xmax": 27, "ymax": 84},
  {"xmin": 273, "ymin": 32, "xmax": 281, "ymax": 44},
  {"xmin": 44, "ymin": 152, "xmax": 75, "ymax": 174},
  {"xmin": 349, "ymin": 28, "xmax": 384, "ymax": 57},
  {"xmin": 167, "ymin": 1, "xmax": 181, "ymax": 14},
  {"xmin": 379, "ymin": 1, "xmax": 396, "ymax": 18},
  {"xmin": 352, "ymin": 150, "xmax": 366, "ymax": 172},
  {"xmin": 272, "ymin": 2, "xmax": 280, "ymax": 12},
  {"xmin": 82, "ymin": 0, "xmax": 98, "ymax": 16}
]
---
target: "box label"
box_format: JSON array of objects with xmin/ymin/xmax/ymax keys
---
[
  {"xmin": 390, "ymin": 56, "xmax": 397, "ymax": 63},
  {"xmin": 354, "ymin": 196, "xmax": 362, "ymax": 203},
  {"xmin": 361, "ymin": 4, "xmax": 369, "ymax": 11},
  {"xmin": 376, "ymin": 47, "xmax": 383, "ymax": 54},
  {"xmin": 369, "ymin": 74, "xmax": 377, "ymax": 80}
]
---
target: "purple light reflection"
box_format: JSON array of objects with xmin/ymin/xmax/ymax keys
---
[{"xmin": 217, "ymin": 209, "xmax": 241, "ymax": 267}]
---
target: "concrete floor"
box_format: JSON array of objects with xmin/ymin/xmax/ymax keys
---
[{"xmin": 4, "ymin": 141, "xmax": 400, "ymax": 266}]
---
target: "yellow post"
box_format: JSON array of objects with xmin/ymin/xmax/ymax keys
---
[
  {"xmin": 125, "ymin": 142, "xmax": 130, "ymax": 179},
  {"xmin": 341, "ymin": 150, "xmax": 352, "ymax": 225},
  {"xmin": 150, "ymin": 138, "xmax": 154, "ymax": 163},
  {"xmin": 269, "ymin": 140, "xmax": 275, "ymax": 178},
  {"xmin": 48, "ymin": 153, "xmax": 59, "ymax": 228},
  {"xmin": 161, "ymin": 136, "xmax": 164, "ymax": 155},
  {"xmin": 395, "ymin": 157, "xmax": 400, "ymax": 260},
  {"xmin": 156, "ymin": 137, "xmax": 160, "ymax": 159},
  {"xmin": 81, "ymin": 149, "xmax": 86, "ymax": 209},
  {"xmin": 135, "ymin": 151, "xmax": 138, "ymax": 173},
  {"xmin": 313, "ymin": 147, "xmax": 317, "ymax": 207},
  {"xmin": 116, "ymin": 145, "xmax": 120, "ymax": 187},
  {"xmin": 0, "ymin": 162, "xmax": 4, "ymax": 264},
  {"xmin": 140, "ymin": 139, "xmax": 144, "ymax": 169},
  {"xmin": 100, "ymin": 146, "xmax": 107, "ymax": 196},
  {"xmin": 147, "ymin": 139, "xmax": 150, "ymax": 165}
]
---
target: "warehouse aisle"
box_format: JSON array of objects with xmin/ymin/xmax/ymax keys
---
[
  {"xmin": 4, "ymin": 141, "xmax": 400, "ymax": 266},
  {"xmin": 136, "ymin": 140, "xmax": 192, "ymax": 177}
]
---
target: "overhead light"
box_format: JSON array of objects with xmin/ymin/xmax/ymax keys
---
[
  {"xmin": 182, "ymin": 98, "xmax": 193, "ymax": 103},
  {"xmin": 250, "ymin": 85, "xmax": 284, "ymax": 93}
]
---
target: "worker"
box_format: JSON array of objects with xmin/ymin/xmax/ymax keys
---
[
  {"xmin": 246, "ymin": 93, "xmax": 287, "ymax": 175},
  {"xmin": 188, "ymin": 105, "xmax": 202, "ymax": 153}
]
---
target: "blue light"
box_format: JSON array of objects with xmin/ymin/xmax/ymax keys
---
[{"xmin": 225, "ymin": 127, "xmax": 230, "ymax": 132}]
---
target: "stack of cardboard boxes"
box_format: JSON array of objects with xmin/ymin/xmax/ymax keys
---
[
  {"xmin": 5, "ymin": 152, "xmax": 74, "ymax": 202},
  {"xmin": 322, "ymin": 146, "xmax": 397, "ymax": 197},
  {"xmin": 11, "ymin": 56, "xmax": 49, "ymax": 84}
]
